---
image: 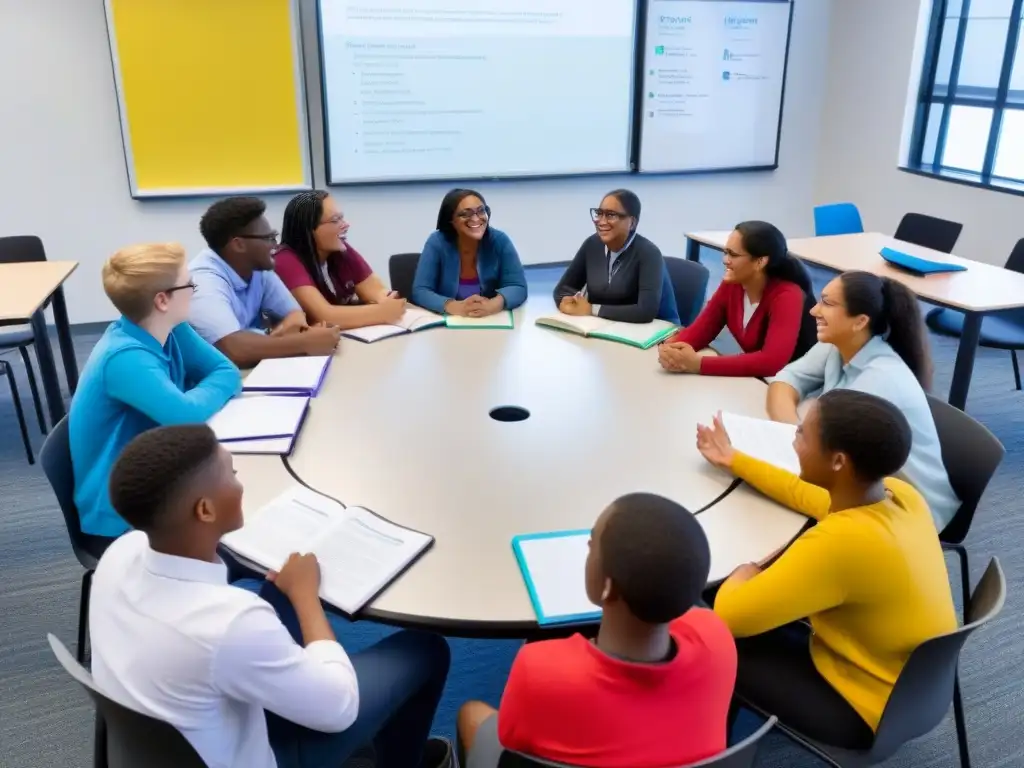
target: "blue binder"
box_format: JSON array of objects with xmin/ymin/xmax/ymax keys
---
[
  {"xmin": 511, "ymin": 530, "xmax": 603, "ymax": 626},
  {"xmin": 880, "ymin": 247, "xmax": 967, "ymax": 276}
]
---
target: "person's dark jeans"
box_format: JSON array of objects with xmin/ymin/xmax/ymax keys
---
[{"xmin": 234, "ymin": 578, "xmax": 451, "ymax": 768}]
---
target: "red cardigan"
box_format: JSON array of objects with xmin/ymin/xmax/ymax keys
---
[{"xmin": 667, "ymin": 279, "xmax": 805, "ymax": 377}]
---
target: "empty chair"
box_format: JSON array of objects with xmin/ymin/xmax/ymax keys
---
[
  {"xmin": 926, "ymin": 394, "xmax": 1005, "ymax": 617},
  {"xmin": 40, "ymin": 417, "xmax": 115, "ymax": 662},
  {"xmin": 737, "ymin": 558, "xmax": 1005, "ymax": 768},
  {"xmin": 467, "ymin": 715, "xmax": 776, "ymax": 768},
  {"xmin": 665, "ymin": 256, "xmax": 710, "ymax": 326},
  {"xmin": 48, "ymin": 634, "xmax": 208, "ymax": 768},
  {"xmin": 0, "ymin": 356, "xmax": 35, "ymax": 463},
  {"xmin": 894, "ymin": 213, "xmax": 963, "ymax": 253},
  {"xmin": 926, "ymin": 238, "xmax": 1024, "ymax": 390},
  {"xmin": 389, "ymin": 252, "xmax": 420, "ymax": 300},
  {"xmin": 813, "ymin": 203, "xmax": 864, "ymax": 237}
]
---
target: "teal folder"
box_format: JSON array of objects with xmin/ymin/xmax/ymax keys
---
[
  {"xmin": 880, "ymin": 247, "xmax": 967, "ymax": 276},
  {"xmin": 511, "ymin": 530, "xmax": 603, "ymax": 626}
]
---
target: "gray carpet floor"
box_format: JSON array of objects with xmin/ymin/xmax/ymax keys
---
[{"xmin": 1, "ymin": 255, "xmax": 1022, "ymax": 767}]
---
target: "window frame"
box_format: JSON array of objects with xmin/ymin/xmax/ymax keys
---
[{"xmin": 903, "ymin": 0, "xmax": 1024, "ymax": 196}]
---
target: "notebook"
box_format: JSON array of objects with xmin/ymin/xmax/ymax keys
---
[
  {"xmin": 535, "ymin": 314, "xmax": 677, "ymax": 350},
  {"xmin": 242, "ymin": 356, "xmax": 332, "ymax": 396},
  {"xmin": 720, "ymin": 412, "xmax": 801, "ymax": 476},
  {"xmin": 445, "ymin": 310, "xmax": 515, "ymax": 329},
  {"xmin": 222, "ymin": 485, "xmax": 434, "ymax": 615},
  {"xmin": 207, "ymin": 395, "xmax": 310, "ymax": 454},
  {"xmin": 341, "ymin": 307, "xmax": 445, "ymax": 343},
  {"xmin": 880, "ymin": 247, "xmax": 967, "ymax": 276},
  {"xmin": 512, "ymin": 530, "xmax": 602, "ymax": 625}
]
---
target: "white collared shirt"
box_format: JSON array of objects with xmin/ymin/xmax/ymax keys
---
[{"xmin": 89, "ymin": 531, "xmax": 359, "ymax": 768}]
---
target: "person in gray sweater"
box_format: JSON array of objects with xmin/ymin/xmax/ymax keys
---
[{"xmin": 553, "ymin": 189, "xmax": 669, "ymax": 324}]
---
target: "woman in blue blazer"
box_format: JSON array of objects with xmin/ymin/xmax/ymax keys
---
[{"xmin": 412, "ymin": 189, "xmax": 528, "ymax": 316}]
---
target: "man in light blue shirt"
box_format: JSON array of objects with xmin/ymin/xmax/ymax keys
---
[
  {"xmin": 768, "ymin": 336, "xmax": 960, "ymax": 530},
  {"xmin": 190, "ymin": 197, "xmax": 341, "ymax": 368}
]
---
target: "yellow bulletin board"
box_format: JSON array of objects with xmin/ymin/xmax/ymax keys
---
[{"xmin": 105, "ymin": 0, "xmax": 312, "ymax": 198}]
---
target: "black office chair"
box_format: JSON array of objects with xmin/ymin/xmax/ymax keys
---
[
  {"xmin": 926, "ymin": 394, "xmax": 1005, "ymax": 617},
  {"xmin": 738, "ymin": 558, "xmax": 1005, "ymax": 768},
  {"xmin": 40, "ymin": 417, "xmax": 115, "ymax": 662},
  {"xmin": 466, "ymin": 714, "xmax": 776, "ymax": 768},
  {"xmin": 48, "ymin": 634, "xmax": 208, "ymax": 768},
  {"xmin": 0, "ymin": 356, "xmax": 35, "ymax": 463},
  {"xmin": 894, "ymin": 213, "xmax": 963, "ymax": 254},
  {"xmin": 926, "ymin": 238, "xmax": 1024, "ymax": 390},
  {"xmin": 389, "ymin": 252, "xmax": 420, "ymax": 300},
  {"xmin": 665, "ymin": 256, "xmax": 710, "ymax": 326},
  {"xmin": 791, "ymin": 256, "xmax": 819, "ymax": 363}
]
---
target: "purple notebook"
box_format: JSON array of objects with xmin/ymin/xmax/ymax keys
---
[{"xmin": 242, "ymin": 355, "xmax": 333, "ymax": 397}]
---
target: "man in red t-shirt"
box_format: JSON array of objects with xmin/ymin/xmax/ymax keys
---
[{"xmin": 458, "ymin": 493, "xmax": 737, "ymax": 768}]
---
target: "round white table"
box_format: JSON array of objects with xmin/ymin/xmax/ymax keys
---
[{"xmin": 234, "ymin": 299, "xmax": 806, "ymax": 636}]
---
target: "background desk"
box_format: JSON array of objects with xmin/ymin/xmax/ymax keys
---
[
  {"xmin": 234, "ymin": 299, "xmax": 804, "ymax": 637},
  {"xmin": 685, "ymin": 230, "xmax": 1024, "ymax": 410},
  {"xmin": 0, "ymin": 261, "xmax": 79, "ymax": 424}
]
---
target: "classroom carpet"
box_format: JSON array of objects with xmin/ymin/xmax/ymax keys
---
[{"xmin": 1, "ymin": 254, "xmax": 1022, "ymax": 768}]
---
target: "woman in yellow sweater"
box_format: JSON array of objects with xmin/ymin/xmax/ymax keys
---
[{"xmin": 697, "ymin": 389, "xmax": 956, "ymax": 749}]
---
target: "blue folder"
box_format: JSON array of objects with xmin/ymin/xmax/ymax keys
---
[
  {"xmin": 880, "ymin": 247, "xmax": 967, "ymax": 276},
  {"xmin": 511, "ymin": 530, "xmax": 603, "ymax": 626}
]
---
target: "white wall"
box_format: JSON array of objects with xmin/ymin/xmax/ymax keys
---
[
  {"xmin": 815, "ymin": 0, "xmax": 1024, "ymax": 266},
  {"xmin": 0, "ymin": 0, "xmax": 832, "ymax": 324}
]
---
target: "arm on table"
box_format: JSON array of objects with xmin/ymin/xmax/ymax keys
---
[
  {"xmin": 730, "ymin": 452, "xmax": 830, "ymax": 522},
  {"xmin": 700, "ymin": 287, "xmax": 804, "ymax": 378},
  {"xmin": 175, "ymin": 324, "xmax": 241, "ymax": 396},
  {"xmin": 493, "ymin": 232, "xmax": 528, "ymax": 310},
  {"xmin": 668, "ymin": 282, "xmax": 728, "ymax": 349},
  {"xmin": 215, "ymin": 329, "xmax": 323, "ymax": 369},
  {"xmin": 552, "ymin": 243, "xmax": 589, "ymax": 305},
  {"xmin": 596, "ymin": 247, "xmax": 663, "ymax": 323},
  {"xmin": 766, "ymin": 341, "xmax": 831, "ymax": 422},
  {"xmin": 410, "ymin": 235, "xmax": 451, "ymax": 313},
  {"xmin": 291, "ymin": 285, "xmax": 397, "ymax": 329}
]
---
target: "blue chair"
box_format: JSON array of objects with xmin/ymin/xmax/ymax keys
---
[
  {"xmin": 925, "ymin": 238, "xmax": 1024, "ymax": 389},
  {"xmin": 664, "ymin": 257, "xmax": 710, "ymax": 326},
  {"xmin": 813, "ymin": 203, "xmax": 864, "ymax": 237}
]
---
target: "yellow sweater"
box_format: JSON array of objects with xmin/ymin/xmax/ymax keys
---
[{"xmin": 714, "ymin": 453, "xmax": 957, "ymax": 730}]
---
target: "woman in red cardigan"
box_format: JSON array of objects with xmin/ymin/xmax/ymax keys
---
[{"xmin": 659, "ymin": 221, "xmax": 815, "ymax": 378}]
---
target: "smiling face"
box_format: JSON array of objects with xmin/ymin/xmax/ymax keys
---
[
  {"xmin": 591, "ymin": 194, "xmax": 633, "ymax": 248},
  {"xmin": 452, "ymin": 195, "xmax": 489, "ymax": 242},
  {"xmin": 722, "ymin": 229, "xmax": 765, "ymax": 284},
  {"xmin": 232, "ymin": 215, "xmax": 280, "ymax": 272},
  {"xmin": 314, "ymin": 194, "xmax": 350, "ymax": 256},
  {"xmin": 812, "ymin": 277, "xmax": 869, "ymax": 344}
]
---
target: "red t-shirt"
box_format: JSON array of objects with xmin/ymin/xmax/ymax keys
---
[
  {"xmin": 497, "ymin": 609, "xmax": 737, "ymax": 768},
  {"xmin": 274, "ymin": 245, "xmax": 374, "ymax": 306}
]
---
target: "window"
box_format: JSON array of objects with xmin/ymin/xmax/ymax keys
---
[{"xmin": 907, "ymin": 0, "xmax": 1024, "ymax": 192}]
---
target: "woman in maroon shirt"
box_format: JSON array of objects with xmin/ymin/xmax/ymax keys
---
[
  {"xmin": 275, "ymin": 190, "xmax": 408, "ymax": 330},
  {"xmin": 659, "ymin": 221, "xmax": 816, "ymax": 378}
]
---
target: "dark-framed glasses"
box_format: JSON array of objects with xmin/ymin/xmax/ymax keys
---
[
  {"xmin": 455, "ymin": 205, "xmax": 490, "ymax": 222},
  {"xmin": 590, "ymin": 208, "xmax": 628, "ymax": 222},
  {"xmin": 237, "ymin": 232, "xmax": 280, "ymax": 244},
  {"xmin": 163, "ymin": 281, "xmax": 197, "ymax": 295}
]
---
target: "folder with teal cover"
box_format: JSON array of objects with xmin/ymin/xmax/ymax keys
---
[
  {"xmin": 512, "ymin": 530, "xmax": 603, "ymax": 626},
  {"xmin": 880, "ymin": 247, "xmax": 967, "ymax": 276}
]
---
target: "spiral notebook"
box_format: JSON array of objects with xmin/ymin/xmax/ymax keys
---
[{"xmin": 512, "ymin": 530, "xmax": 602, "ymax": 625}]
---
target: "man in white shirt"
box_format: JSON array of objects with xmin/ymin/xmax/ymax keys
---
[{"xmin": 90, "ymin": 424, "xmax": 452, "ymax": 768}]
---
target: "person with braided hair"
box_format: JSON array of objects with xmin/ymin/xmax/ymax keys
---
[{"xmin": 275, "ymin": 191, "xmax": 408, "ymax": 330}]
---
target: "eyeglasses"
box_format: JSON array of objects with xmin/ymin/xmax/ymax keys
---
[
  {"xmin": 723, "ymin": 247, "xmax": 751, "ymax": 260},
  {"xmin": 455, "ymin": 206, "xmax": 490, "ymax": 222},
  {"xmin": 317, "ymin": 215, "xmax": 345, "ymax": 228},
  {"xmin": 237, "ymin": 232, "xmax": 279, "ymax": 244},
  {"xmin": 163, "ymin": 282, "xmax": 197, "ymax": 295},
  {"xmin": 590, "ymin": 208, "xmax": 629, "ymax": 222}
]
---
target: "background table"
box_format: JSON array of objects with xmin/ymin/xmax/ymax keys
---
[
  {"xmin": 233, "ymin": 298, "xmax": 806, "ymax": 637},
  {"xmin": 0, "ymin": 261, "xmax": 79, "ymax": 424},
  {"xmin": 685, "ymin": 230, "xmax": 1024, "ymax": 410}
]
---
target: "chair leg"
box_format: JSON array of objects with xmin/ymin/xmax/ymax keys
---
[
  {"xmin": 2, "ymin": 361, "xmax": 35, "ymax": 464},
  {"xmin": 19, "ymin": 346, "xmax": 48, "ymax": 434},
  {"xmin": 953, "ymin": 670, "xmax": 972, "ymax": 768},
  {"xmin": 1013, "ymin": 350, "xmax": 1021, "ymax": 391},
  {"xmin": 78, "ymin": 570, "xmax": 94, "ymax": 665},
  {"xmin": 953, "ymin": 544, "xmax": 971, "ymax": 622},
  {"xmin": 94, "ymin": 710, "xmax": 109, "ymax": 768}
]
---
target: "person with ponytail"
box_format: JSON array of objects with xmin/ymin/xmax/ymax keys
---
[
  {"xmin": 767, "ymin": 270, "xmax": 959, "ymax": 530},
  {"xmin": 274, "ymin": 191, "xmax": 408, "ymax": 330},
  {"xmin": 659, "ymin": 221, "xmax": 815, "ymax": 377}
]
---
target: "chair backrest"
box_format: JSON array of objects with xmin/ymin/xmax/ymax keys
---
[
  {"xmin": 894, "ymin": 213, "xmax": 963, "ymax": 254},
  {"xmin": 48, "ymin": 634, "xmax": 209, "ymax": 768},
  {"xmin": 870, "ymin": 558, "xmax": 1005, "ymax": 761},
  {"xmin": 497, "ymin": 717, "xmax": 776, "ymax": 768},
  {"xmin": 925, "ymin": 394, "xmax": 1005, "ymax": 544},
  {"xmin": 813, "ymin": 203, "xmax": 864, "ymax": 237},
  {"xmin": 665, "ymin": 256, "xmax": 710, "ymax": 326},
  {"xmin": 1002, "ymin": 237, "xmax": 1024, "ymax": 274},
  {"xmin": 658, "ymin": 265, "xmax": 682, "ymax": 325},
  {"xmin": 389, "ymin": 252, "xmax": 420, "ymax": 300},
  {"xmin": 0, "ymin": 235, "xmax": 47, "ymax": 265},
  {"xmin": 40, "ymin": 417, "xmax": 112, "ymax": 568},
  {"xmin": 790, "ymin": 257, "xmax": 819, "ymax": 363}
]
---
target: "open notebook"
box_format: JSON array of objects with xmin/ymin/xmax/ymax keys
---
[
  {"xmin": 512, "ymin": 530, "xmax": 602, "ymax": 625},
  {"xmin": 223, "ymin": 486, "xmax": 434, "ymax": 615},
  {"xmin": 720, "ymin": 412, "xmax": 801, "ymax": 475},
  {"xmin": 207, "ymin": 395, "xmax": 310, "ymax": 455},
  {"xmin": 445, "ymin": 310, "xmax": 514, "ymax": 329},
  {"xmin": 341, "ymin": 307, "xmax": 445, "ymax": 343},
  {"xmin": 535, "ymin": 314, "xmax": 677, "ymax": 349},
  {"xmin": 242, "ymin": 356, "xmax": 332, "ymax": 396}
]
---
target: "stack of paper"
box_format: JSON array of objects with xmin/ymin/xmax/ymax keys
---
[
  {"xmin": 512, "ymin": 530, "xmax": 602, "ymax": 625},
  {"xmin": 242, "ymin": 356, "xmax": 332, "ymax": 396},
  {"xmin": 208, "ymin": 395, "xmax": 311, "ymax": 455},
  {"xmin": 342, "ymin": 307, "xmax": 445, "ymax": 343},
  {"xmin": 720, "ymin": 412, "xmax": 801, "ymax": 475}
]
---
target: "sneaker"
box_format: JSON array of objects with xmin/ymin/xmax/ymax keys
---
[
  {"xmin": 421, "ymin": 736, "xmax": 456, "ymax": 768},
  {"xmin": 341, "ymin": 742, "xmax": 377, "ymax": 768}
]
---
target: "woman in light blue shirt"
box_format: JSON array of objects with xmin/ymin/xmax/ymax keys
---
[{"xmin": 767, "ymin": 270, "xmax": 959, "ymax": 530}]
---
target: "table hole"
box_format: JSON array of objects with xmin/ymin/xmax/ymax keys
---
[{"xmin": 489, "ymin": 406, "xmax": 530, "ymax": 423}]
